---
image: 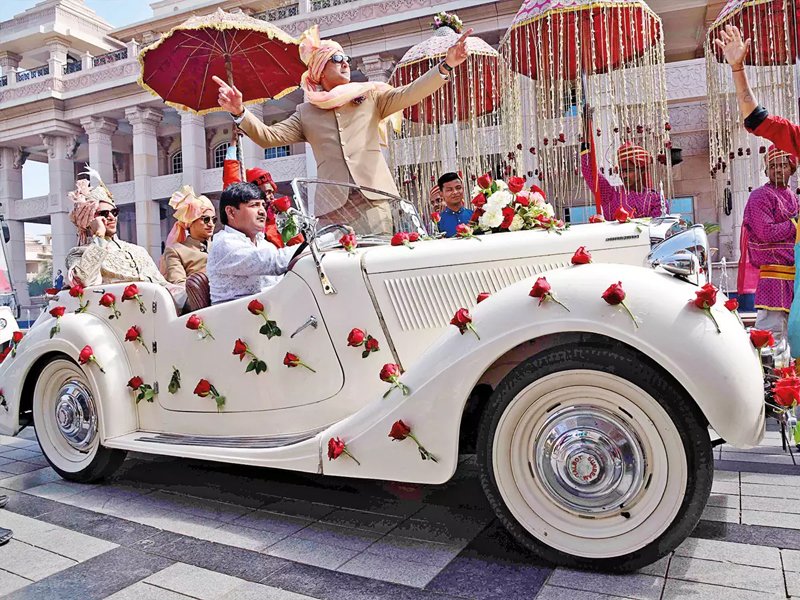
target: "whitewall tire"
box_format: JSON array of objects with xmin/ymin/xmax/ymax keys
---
[
  {"xmin": 478, "ymin": 341, "xmax": 713, "ymax": 571},
  {"xmin": 33, "ymin": 357, "xmax": 126, "ymax": 483}
]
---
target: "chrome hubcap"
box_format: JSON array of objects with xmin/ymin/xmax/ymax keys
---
[
  {"xmin": 54, "ymin": 380, "xmax": 97, "ymax": 452},
  {"xmin": 533, "ymin": 405, "xmax": 646, "ymax": 516}
]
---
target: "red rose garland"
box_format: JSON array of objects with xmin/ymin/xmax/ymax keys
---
[{"xmin": 388, "ymin": 420, "xmax": 437, "ymax": 462}]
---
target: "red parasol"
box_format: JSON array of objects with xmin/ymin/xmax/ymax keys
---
[{"xmin": 138, "ymin": 8, "xmax": 305, "ymax": 115}]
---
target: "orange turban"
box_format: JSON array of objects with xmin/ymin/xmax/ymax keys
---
[
  {"xmin": 766, "ymin": 144, "xmax": 798, "ymax": 168},
  {"xmin": 617, "ymin": 142, "xmax": 653, "ymax": 168}
]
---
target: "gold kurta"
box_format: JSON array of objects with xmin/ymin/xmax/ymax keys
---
[
  {"xmin": 163, "ymin": 236, "xmax": 210, "ymax": 284},
  {"xmin": 66, "ymin": 237, "xmax": 168, "ymax": 287}
]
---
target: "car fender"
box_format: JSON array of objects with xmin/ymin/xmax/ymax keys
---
[
  {"xmin": 320, "ymin": 263, "xmax": 763, "ymax": 484},
  {"xmin": 0, "ymin": 311, "xmax": 137, "ymax": 439}
]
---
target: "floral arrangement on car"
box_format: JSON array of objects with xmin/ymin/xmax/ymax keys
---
[
  {"xmin": 432, "ymin": 11, "xmax": 463, "ymax": 33},
  {"xmin": 470, "ymin": 173, "xmax": 564, "ymax": 234}
]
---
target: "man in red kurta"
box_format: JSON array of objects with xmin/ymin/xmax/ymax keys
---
[{"xmin": 222, "ymin": 145, "xmax": 302, "ymax": 248}]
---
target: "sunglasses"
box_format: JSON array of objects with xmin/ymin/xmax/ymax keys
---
[
  {"xmin": 199, "ymin": 215, "xmax": 217, "ymax": 225},
  {"xmin": 329, "ymin": 54, "xmax": 351, "ymax": 65},
  {"xmin": 96, "ymin": 208, "xmax": 119, "ymax": 218}
]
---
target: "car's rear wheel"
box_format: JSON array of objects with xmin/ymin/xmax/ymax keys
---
[
  {"xmin": 33, "ymin": 357, "xmax": 126, "ymax": 483},
  {"xmin": 477, "ymin": 343, "xmax": 712, "ymax": 572}
]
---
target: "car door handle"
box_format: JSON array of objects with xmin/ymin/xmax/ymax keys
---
[{"xmin": 290, "ymin": 316, "xmax": 318, "ymax": 338}]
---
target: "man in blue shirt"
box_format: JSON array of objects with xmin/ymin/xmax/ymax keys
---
[{"xmin": 435, "ymin": 172, "xmax": 472, "ymax": 237}]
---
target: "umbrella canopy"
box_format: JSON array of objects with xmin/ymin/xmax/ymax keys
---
[
  {"xmin": 391, "ymin": 26, "xmax": 500, "ymax": 123},
  {"xmin": 138, "ymin": 8, "xmax": 306, "ymax": 115},
  {"xmin": 709, "ymin": 0, "xmax": 800, "ymax": 65},
  {"xmin": 505, "ymin": 0, "xmax": 662, "ymax": 80}
]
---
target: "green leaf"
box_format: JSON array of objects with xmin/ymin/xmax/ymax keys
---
[
  {"xmin": 168, "ymin": 367, "xmax": 181, "ymax": 394},
  {"xmin": 215, "ymin": 395, "xmax": 226, "ymax": 410},
  {"xmin": 281, "ymin": 215, "xmax": 298, "ymax": 244},
  {"xmin": 257, "ymin": 360, "xmax": 267, "ymax": 374},
  {"xmin": 49, "ymin": 325, "xmax": 58, "ymax": 339},
  {"xmin": 245, "ymin": 360, "xmax": 256, "ymax": 373},
  {"xmin": 259, "ymin": 320, "xmax": 281, "ymax": 339},
  {"xmin": 362, "ymin": 350, "xmax": 370, "ymax": 359}
]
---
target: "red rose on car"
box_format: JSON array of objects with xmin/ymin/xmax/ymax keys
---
[
  {"xmin": 248, "ymin": 299, "xmax": 264, "ymax": 315},
  {"xmin": 692, "ymin": 283, "xmax": 718, "ymax": 309},
  {"xmin": 365, "ymin": 337, "xmax": 380, "ymax": 352},
  {"xmin": 340, "ymin": 233, "xmax": 357, "ymax": 253},
  {"xmin": 232, "ymin": 339, "xmax": 248, "ymax": 361},
  {"xmin": 283, "ymin": 352, "xmax": 316, "ymax": 372},
  {"xmin": 12, "ymin": 331, "xmax": 23, "ymax": 345},
  {"xmin": 186, "ymin": 314, "xmax": 202, "ymax": 330},
  {"xmin": 472, "ymin": 193, "xmax": 487, "ymax": 208},
  {"xmin": 99, "ymin": 293, "xmax": 115, "ymax": 308},
  {"xmin": 127, "ymin": 376, "xmax": 144, "ymax": 390},
  {"xmin": 380, "ymin": 363, "xmax": 402, "ymax": 383},
  {"xmin": 529, "ymin": 277, "xmax": 551, "ymax": 299},
  {"xmin": 122, "ymin": 284, "xmax": 139, "ymax": 301},
  {"xmin": 272, "ymin": 196, "xmax": 291, "ymax": 212},
  {"xmin": 430, "ymin": 211, "xmax": 441, "ymax": 224},
  {"xmin": 589, "ymin": 214, "xmax": 605, "ymax": 223},
  {"xmin": 450, "ymin": 308, "xmax": 480, "ymax": 339},
  {"xmin": 476, "ymin": 173, "xmax": 493, "ymax": 189},
  {"xmin": 388, "ymin": 419, "xmax": 411, "ymax": 440},
  {"xmin": 347, "ymin": 328, "xmax": 366, "ymax": 347},
  {"xmin": 194, "ymin": 379, "xmax": 211, "ymax": 396},
  {"xmin": 328, "ymin": 437, "xmax": 345, "ymax": 459},
  {"xmin": 602, "ymin": 282, "xmax": 638, "ymax": 327},
  {"xmin": 774, "ymin": 376, "xmax": 800, "ymax": 407},
  {"xmin": 725, "ymin": 298, "xmax": 739, "ymax": 311},
  {"xmin": 125, "ymin": 326, "xmax": 140, "ymax": 342},
  {"xmin": 750, "ymin": 329, "xmax": 775, "ymax": 348},
  {"xmin": 507, "ymin": 176, "xmax": 525, "ymax": 194},
  {"xmin": 571, "ymin": 247, "xmax": 592, "ymax": 265},
  {"xmin": 408, "ymin": 232, "xmax": 421, "ymax": 242},
  {"xmin": 49, "ymin": 306, "xmax": 66, "ymax": 318},
  {"xmin": 69, "ymin": 284, "xmax": 84, "ymax": 298},
  {"xmin": 78, "ymin": 345, "xmax": 105, "ymax": 372},
  {"xmin": 614, "ymin": 206, "xmax": 632, "ymax": 223},
  {"xmin": 391, "ymin": 232, "xmax": 412, "ymax": 248},
  {"xmin": 476, "ymin": 292, "xmax": 490, "ymax": 304}
]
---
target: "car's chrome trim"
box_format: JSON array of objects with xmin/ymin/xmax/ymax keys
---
[{"xmin": 134, "ymin": 430, "xmax": 324, "ymax": 449}]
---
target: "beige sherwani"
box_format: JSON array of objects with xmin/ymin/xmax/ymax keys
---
[
  {"xmin": 163, "ymin": 236, "xmax": 210, "ymax": 284},
  {"xmin": 238, "ymin": 68, "xmax": 448, "ymax": 233}
]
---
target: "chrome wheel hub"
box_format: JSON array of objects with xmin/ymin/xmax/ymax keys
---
[
  {"xmin": 533, "ymin": 405, "xmax": 646, "ymax": 516},
  {"xmin": 54, "ymin": 380, "xmax": 97, "ymax": 451}
]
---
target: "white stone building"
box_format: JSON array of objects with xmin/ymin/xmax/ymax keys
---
[{"xmin": 0, "ymin": 0, "xmax": 735, "ymax": 308}]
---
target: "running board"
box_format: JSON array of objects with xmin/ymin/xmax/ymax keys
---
[{"xmin": 134, "ymin": 430, "xmax": 323, "ymax": 449}]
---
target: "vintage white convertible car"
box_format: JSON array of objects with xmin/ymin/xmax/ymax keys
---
[{"xmin": 0, "ymin": 180, "xmax": 763, "ymax": 571}]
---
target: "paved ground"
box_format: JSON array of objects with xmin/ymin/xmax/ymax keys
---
[{"xmin": 0, "ymin": 422, "xmax": 798, "ymax": 599}]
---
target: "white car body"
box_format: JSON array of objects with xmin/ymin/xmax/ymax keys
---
[{"xmin": 0, "ymin": 207, "xmax": 765, "ymax": 570}]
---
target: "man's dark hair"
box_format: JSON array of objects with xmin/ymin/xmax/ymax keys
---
[
  {"xmin": 437, "ymin": 172, "xmax": 462, "ymax": 189},
  {"xmin": 219, "ymin": 182, "xmax": 264, "ymax": 225}
]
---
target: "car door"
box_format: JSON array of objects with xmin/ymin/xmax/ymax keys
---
[{"xmin": 153, "ymin": 272, "xmax": 344, "ymax": 413}]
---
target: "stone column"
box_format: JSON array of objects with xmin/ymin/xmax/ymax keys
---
[
  {"xmin": 125, "ymin": 106, "xmax": 163, "ymax": 260},
  {"xmin": 0, "ymin": 51, "xmax": 21, "ymax": 79},
  {"xmin": 41, "ymin": 134, "xmax": 79, "ymax": 277},
  {"xmin": 0, "ymin": 146, "xmax": 30, "ymax": 307},
  {"xmin": 46, "ymin": 37, "xmax": 70, "ymax": 79},
  {"xmin": 180, "ymin": 111, "xmax": 206, "ymax": 193},
  {"xmin": 157, "ymin": 136, "xmax": 174, "ymax": 176},
  {"xmin": 80, "ymin": 116, "xmax": 118, "ymax": 183},
  {"xmin": 242, "ymin": 104, "xmax": 264, "ymax": 170},
  {"xmin": 358, "ymin": 54, "xmax": 396, "ymax": 84},
  {"xmin": 298, "ymin": 0, "xmax": 312, "ymax": 13}
]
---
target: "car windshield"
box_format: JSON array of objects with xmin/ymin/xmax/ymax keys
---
[{"xmin": 290, "ymin": 179, "xmax": 426, "ymax": 239}]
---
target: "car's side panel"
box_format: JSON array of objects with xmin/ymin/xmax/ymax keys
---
[{"xmin": 317, "ymin": 263, "xmax": 764, "ymax": 484}]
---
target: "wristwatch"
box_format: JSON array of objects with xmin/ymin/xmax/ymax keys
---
[
  {"xmin": 231, "ymin": 109, "xmax": 246, "ymax": 125},
  {"xmin": 437, "ymin": 60, "xmax": 453, "ymax": 80}
]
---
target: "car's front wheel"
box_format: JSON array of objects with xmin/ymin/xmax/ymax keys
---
[
  {"xmin": 33, "ymin": 356, "xmax": 126, "ymax": 483},
  {"xmin": 478, "ymin": 342, "xmax": 712, "ymax": 572}
]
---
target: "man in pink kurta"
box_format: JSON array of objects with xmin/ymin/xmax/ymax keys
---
[
  {"xmin": 742, "ymin": 145, "xmax": 799, "ymax": 350},
  {"xmin": 580, "ymin": 142, "xmax": 667, "ymax": 220}
]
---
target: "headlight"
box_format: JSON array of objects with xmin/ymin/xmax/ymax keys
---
[{"xmin": 646, "ymin": 224, "xmax": 711, "ymax": 286}]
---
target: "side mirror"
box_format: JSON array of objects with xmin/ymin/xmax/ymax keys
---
[
  {"xmin": 650, "ymin": 251, "xmax": 699, "ymax": 277},
  {"xmin": 647, "ymin": 225, "xmax": 711, "ymax": 286}
]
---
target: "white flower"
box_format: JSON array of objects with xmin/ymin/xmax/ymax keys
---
[
  {"xmin": 479, "ymin": 208, "xmax": 504, "ymax": 229},
  {"xmin": 486, "ymin": 189, "xmax": 513, "ymax": 211},
  {"xmin": 509, "ymin": 214, "xmax": 525, "ymax": 231},
  {"xmin": 495, "ymin": 179, "xmax": 509, "ymax": 191},
  {"xmin": 541, "ymin": 202, "xmax": 555, "ymax": 217}
]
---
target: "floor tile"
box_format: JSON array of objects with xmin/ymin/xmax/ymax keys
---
[
  {"xmin": 661, "ymin": 579, "xmax": 782, "ymax": 599},
  {"xmin": 0, "ymin": 570, "xmax": 32, "ymax": 597},
  {"xmin": 1, "ymin": 448, "xmax": 42, "ymax": 462},
  {"xmin": 546, "ymin": 569, "xmax": 664, "ymax": 600},
  {"xmin": 637, "ymin": 555, "xmax": 671, "ymax": 577},
  {"xmin": 712, "ymin": 471, "xmax": 740, "ymax": 482},
  {"xmin": 701, "ymin": 505, "xmax": 739, "ymax": 523},
  {"xmin": 259, "ymin": 497, "xmax": 336, "ymax": 520},
  {"xmin": 742, "ymin": 495, "xmax": 800, "ymax": 515},
  {"xmin": 787, "ymin": 571, "xmax": 800, "ymax": 597},
  {"xmin": 711, "ymin": 480, "xmax": 739, "ymax": 495},
  {"xmin": 194, "ymin": 523, "xmax": 287, "ymax": 552},
  {"xmin": 364, "ymin": 534, "xmax": 463, "ymax": 567},
  {"xmin": 220, "ymin": 581, "xmax": 319, "ymax": 599},
  {"xmin": 741, "ymin": 483, "xmax": 800, "ymax": 500},
  {"xmin": 721, "ymin": 452, "xmax": 796, "ymax": 465},
  {"xmin": 268, "ymin": 536, "xmax": 359, "ymax": 570},
  {"xmin": 232, "ymin": 509, "xmax": 313, "ymax": 536},
  {"xmin": 0, "ymin": 539, "xmax": 76, "ymax": 580},
  {"xmin": 23, "ymin": 481, "xmax": 91, "ymax": 502},
  {"xmin": 0, "ymin": 468, "xmax": 63, "ymax": 491},
  {"xmin": 742, "ymin": 510, "xmax": 800, "ymax": 530},
  {"xmin": 144, "ymin": 562, "xmax": 245, "ymax": 600},
  {"xmin": 740, "ymin": 472, "xmax": 800, "ymax": 487},
  {"xmin": 666, "ymin": 555, "xmax": 783, "ymax": 593},
  {"xmin": 104, "ymin": 581, "xmax": 193, "ymax": 600},
  {"xmin": 706, "ymin": 493, "xmax": 739, "ymax": 509},
  {"xmin": 784, "ymin": 549, "xmax": 800, "ymax": 572},
  {"xmin": 293, "ymin": 522, "xmax": 381, "ymax": 552},
  {"xmin": 0, "ymin": 462, "xmax": 51, "ymax": 476},
  {"xmin": 535, "ymin": 585, "xmax": 639, "ymax": 599},
  {"xmin": 674, "ymin": 537, "xmax": 781, "ymax": 569},
  {"xmin": 147, "ymin": 491, "xmax": 252, "ymax": 523},
  {"xmin": 339, "ymin": 551, "xmax": 443, "ymax": 588},
  {"xmin": 320, "ymin": 507, "xmax": 402, "ymax": 535}
]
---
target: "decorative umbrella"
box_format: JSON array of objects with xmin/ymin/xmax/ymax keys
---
[
  {"xmin": 138, "ymin": 8, "xmax": 305, "ymax": 115},
  {"xmin": 500, "ymin": 0, "xmax": 672, "ymax": 216},
  {"xmin": 388, "ymin": 13, "xmax": 511, "ymax": 223},
  {"xmin": 706, "ymin": 0, "xmax": 800, "ymax": 242}
]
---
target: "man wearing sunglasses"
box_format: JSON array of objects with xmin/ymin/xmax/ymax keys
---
[
  {"xmin": 162, "ymin": 185, "xmax": 217, "ymax": 285},
  {"xmin": 66, "ymin": 174, "xmax": 187, "ymax": 308},
  {"xmin": 214, "ymin": 24, "xmax": 472, "ymax": 235}
]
